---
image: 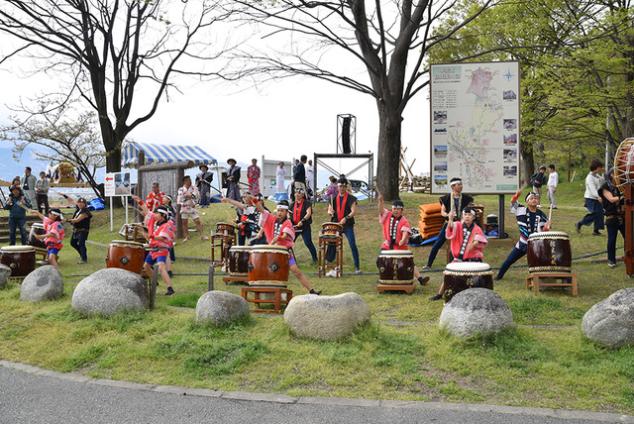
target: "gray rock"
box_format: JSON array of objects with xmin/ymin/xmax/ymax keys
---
[
  {"xmin": 582, "ymin": 288, "xmax": 634, "ymax": 348},
  {"xmin": 439, "ymin": 288, "xmax": 514, "ymax": 338},
  {"xmin": 20, "ymin": 265, "xmax": 63, "ymax": 302},
  {"xmin": 195, "ymin": 291, "xmax": 250, "ymax": 326},
  {"xmin": 71, "ymin": 268, "xmax": 148, "ymax": 316},
  {"xmin": 284, "ymin": 292, "xmax": 370, "ymax": 341},
  {"xmin": 0, "ymin": 264, "xmax": 11, "ymax": 289}
]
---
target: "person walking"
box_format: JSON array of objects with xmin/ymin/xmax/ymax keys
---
[
  {"xmin": 247, "ymin": 158, "xmax": 261, "ymax": 196},
  {"xmin": 599, "ymin": 168, "xmax": 625, "ymax": 268},
  {"xmin": 35, "ymin": 171, "xmax": 50, "ymax": 214},
  {"xmin": 423, "ymin": 177, "xmax": 473, "ymax": 270},
  {"xmin": 4, "ymin": 185, "xmax": 31, "ymax": 245},
  {"xmin": 547, "ymin": 164, "xmax": 558, "ymax": 209},
  {"xmin": 576, "ymin": 159, "xmax": 605, "ymax": 235},
  {"xmin": 62, "ymin": 194, "xmax": 92, "ymax": 264},
  {"xmin": 196, "ymin": 164, "xmax": 214, "ymax": 207},
  {"xmin": 21, "ymin": 166, "xmax": 37, "ymax": 206},
  {"xmin": 530, "ymin": 166, "xmax": 548, "ymax": 197},
  {"xmin": 226, "ymin": 158, "xmax": 241, "ymax": 201}
]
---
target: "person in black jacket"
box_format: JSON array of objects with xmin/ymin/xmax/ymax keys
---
[
  {"xmin": 226, "ymin": 158, "xmax": 241, "ymax": 201},
  {"xmin": 325, "ymin": 175, "xmax": 360, "ymax": 275},
  {"xmin": 4, "ymin": 185, "xmax": 31, "ymax": 245},
  {"xmin": 530, "ymin": 166, "xmax": 548, "ymax": 197},
  {"xmin": 62, "ymin": 193, "xmax": 92, "ymax": 264},
  {"xmin": 599, "ymin": 168, "xmax": 624, "ymax": 268},
  {"xmin": 290, "ymin": 187, "xmax": 318, "ymax": 263}
]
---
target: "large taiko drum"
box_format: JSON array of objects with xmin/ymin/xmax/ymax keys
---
[
  {"xmin": 215, "ymin": 222, "xmax": 236, "ymax": 237},
  {"xmin": 443, "ymin": 262, "xmax": 494, "ymax": 302},
  {"xmin": 247, "ymin": 245, "xmax": 289, "ymax": 287},
  {"xmin": 321, "ymin": 222, "xmax": 343, "ymax": 238},
  {"xmin": 614, "ymin": 138, "xmax": 634, "ymax": 193},
  {"xmin": 106, "ymin": 240, "xmax": 146, "ymax": 275},
  {"xmin": 376, "ymin": 250, "xmax": 415, "ymax": 284},
  {"xmin": 228, "ymin": 245, "xmax": 252, "ymax": 278},
  {"xmin": 0, "ymin": 245, "xmax": 36, "ymax": 277},
  {"xmin": 28, "ymin": 223, "xmax": 47, "ymax": 250},
  {"xmin": 527, "ymin": 231, "xmax": 572, "ymax": 273}
]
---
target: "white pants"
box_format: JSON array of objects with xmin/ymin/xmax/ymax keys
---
[{"xmin": 547, "ymin": 185, "xmax": 556, "ymax": 207}]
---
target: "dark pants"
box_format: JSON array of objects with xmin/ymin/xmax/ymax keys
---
[
  {"xmin": 169, "ymin": 247, "xmax": 176, "ymax": 262},
  {"xmin": 294, "ymin": 224, "xmax": 318, "ymax": 262},
  {"xmin": 426, "ymin": 222, "xmax": 447, "ymax": 267},
  {"xmin": 70, "ymin": 230, "xmax": 89, "ymax": 261},
  {"xmin": 199, "ymin": 189, "xmax": 210, "ymax": 207},
  {"xmin": 578, "ymin": 198, "xmax": 605, "ymax": 231},
  {"xmin": 606, "ymin": 217, "xmax": 625, "ymax": 263},
  {"xmin": 497, "ymin": 245, "xmax": 527, "ymax": 279},
  {"xmin": 9, "ymin": 216, "xmax": 28, "ymax": 245},
  {"xmin": 326, "ymin": 225, "xmax": 360, "ymax": 269},
  {"xmin": 36, "ymin": 193, "xmax": 49, "ymax": 214}
]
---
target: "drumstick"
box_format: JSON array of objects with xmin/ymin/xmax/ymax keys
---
[{"xmin": 547, "ymin": 203, "xmax": 553, "ymax": 229}]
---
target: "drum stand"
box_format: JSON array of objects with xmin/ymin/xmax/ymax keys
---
[
  {"xmin": 241, "ymin": 286, "xmax": 293, "ymax": 314},
  {"xmin": 210, "ymin": 233, "xmax": 235, "ymax": 269},
  {"xmin": 376, "ymin": 283, "xmax": 415, "ymax": 295},
  {"xmin": 318, "ymin": 235, "xmax": 343, "ymax": 277},
  {"xmin": 525, "ymin": 272, "xmax": 578, "ymax": 296}
]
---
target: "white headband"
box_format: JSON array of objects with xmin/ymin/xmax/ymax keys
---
[
  {"xmin": 276, "ymin": 205, "xmax": 289, "ymax": 210},
  {"xmin": 50, "ymin": 210, "xmax": 63, "ymax": 217},
  {"xmin": 450, "ymin": 179, "xmax": 462, "ymax": 187}
]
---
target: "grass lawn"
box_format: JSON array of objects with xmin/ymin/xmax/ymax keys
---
[{"xmin": 0, "ymin": 181, "xmax": 633, "ymax": 414}]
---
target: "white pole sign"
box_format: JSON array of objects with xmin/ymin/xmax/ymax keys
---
[{"xmin": 430, "ymin": 61, "xmax": 520, "ymax": 194}]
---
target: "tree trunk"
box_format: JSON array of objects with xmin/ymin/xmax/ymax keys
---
[
  {"xmin": 376, "ymin": 106, "xmax": 402, "ymax": 201},
  {"xmin": 520, "ymin": 137, "xmax": 534, "ymax": 187},
  {"xmin": 105, "ymin": 146, "xmax": 122, "ymax": 174}
]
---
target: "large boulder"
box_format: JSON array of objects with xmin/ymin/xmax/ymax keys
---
[
  {"xmin": 284, "ymin": 292, "xmax": 370, "ymax": 341},
  {"xmin": 20, "ymin": 265, "xmax": 63, "ymax": 302},
  {"xmin": 439, "ymin": 288, "xmax": 514, "ymax": 338},
  {"xmin": 72, "ymin": 268, "xmax": 148, "ymax": 316},
  {"xmin": 0, "ymin": 264, "xmax": 11, "ymax": 289},
  {"xmin": 196, "ymin": 291, "xmax": 250, "ymax": 326},
  {"xmin": 582, "ymin": 288, "xmax": 634, "ymax": 349}
]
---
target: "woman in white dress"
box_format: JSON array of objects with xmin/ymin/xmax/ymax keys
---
[{"xmin": 276, "ymin": 162, "xmax": 286, "ymax": 192}]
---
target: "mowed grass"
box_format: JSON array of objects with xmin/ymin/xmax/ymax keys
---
[{"xmin": 0, "ymin": 181, "xmax": 633, "ymax": 413}]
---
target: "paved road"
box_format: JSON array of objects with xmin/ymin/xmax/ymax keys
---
[{"xmin": 0, "ymin": 364, "xmax": 629, "ymax": 424}]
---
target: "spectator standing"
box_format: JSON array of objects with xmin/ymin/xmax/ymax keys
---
[
  {"xmin": 195, "ymin": 164, "xmax": 214, "ymax": 207},
  {"xmin": 530, "ymin": 166, "xmax": 548, "ymax": 197},
  {"xmin": 4, "ymin": 185, "xmax": 31, "ymax": 245},
  {"xmin": 247, "ymin": 158, "xmax": 261, "ymax": 196},
  {"xmin": 226, "ymin": 158, "xmax": 241, "ymax": 201},
  {"xmin": 62, "ymin": 194, "xmax": 92, "ymax": 264},
  {"xmin": 276, "ymin": 162, "xmax": 286, "ymax": 193},
  {"xmin": 599, "ymin": 168, "xmax": 624, "ymax": 267},
  {"xmin": 306, "ymin": 159, "xmax": 315, "ymax": 197},
  {"xmin": 547, "ymin": 164, "xmax": 558, "ymax": 209},
  {"xmin": 324, "ymin": 175, "xmax": 338, "ymax": 202},
  {"xmin": 21, "ymin": 166, "xmax": 37, "ymax": 206},
  {"xmin": 576, "ymin": 159, "xmax": 605, "ymax": 235},
  {"xmin": 35, "ymin": 171, "xmax": 50, "ymax": 214},
  {"xmin": 177, "ymin": 175, "xmax": 208, "ymax": 241}
]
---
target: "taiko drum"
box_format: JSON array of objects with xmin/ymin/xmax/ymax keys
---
[
  {"xmin": 247, "ymin": 245, "xmax": 289, "ymax": 287},
  {"xmin": 376, "ymin": 250, "xmax": 415, "ymax": 284},
  {"xmin": 527, "ymin": 231, "xmax": 572, "ymax": 273},
  {"xmin": 0, "ymin": 245, "xmax": 36, "ymax": 277},
  {"xmin": 442, "ymin": 262, "xmax": 494, "ymax": 302},
  {"xmin": 106, "ymin": 240, "xmax": 146, "ymax": 275}
]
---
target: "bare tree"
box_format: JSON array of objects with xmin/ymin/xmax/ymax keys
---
[
  {"xmin": 233, "ymin": 0, "xmax": 495, "ymax": 199},
  {"xmin": 1, "ymin": 101, "xmax": 105, "ymax": 198},
  {"xmin": 0, "ymin": 0, "xmax": 232, "ymax": 174}
]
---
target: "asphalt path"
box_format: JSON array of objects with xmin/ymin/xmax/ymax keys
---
[{"xmin": 0, "ymin": 364, "xmax": 630, "ymax": 424}]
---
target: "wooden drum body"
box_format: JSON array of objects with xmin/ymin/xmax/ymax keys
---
[
  {"xmin": 321, "ymin": 222, "xmax": 343, "ymax": 237},
  {"xmin": 228, "ymin": 246, "xmax": 252, "ymax": 277},
  {"xmin": 614, "ymin": 138, "xmax": 634, "ymax": 192},
  {"xmin": 247, "ymin": 245, "xmax": 289, "ymax": 286},
  {"xmin": 376, "ymin": 250, "xmax": 415, "ymax": 284},
  {"xmin": 527, "ymin": 231, "xmax": 571, "ymax": 273},
  {"xmin": 119, "ymin": 223, "xmax": 147, "ymax": 243},
  {"xmin": 28, "ymin": 223, "xmax": 47, "ymax": 250},
  {"xmin": 106, "ymin": 240, "xmax": 146, "ymax": 275},
  {"xmin": 443, "ymin": 262, "xmax": 494, "ymax": 302},
  {"xmin": 0, "ymin": 246, "xmax": 36, "ymax": 277},
  {"xmin": 215, "ymin": 222, "xmax": 236, "ymax": 237}
]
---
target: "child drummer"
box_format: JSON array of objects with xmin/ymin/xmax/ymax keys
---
[
  {"xmin": 495, "ymin": 190, "xmax": 550, "ymax": 281},
  {"xmin": 32, "ymin": 208, "xmax": 65, "ymax": 269},
  {"xmin": 429, "ymin": 206, "xmax": 487, "ymax": 301},
  {"xmin": 377, "ymin": 192, "xmax": 429, "ymax": 286},
  {"xmin": 143, "ymin": 206, "xmax": 176, "ymax": 295},
  {"xmin": 222, "ymin": 196, "xmax": 321, "ymax": 295}
]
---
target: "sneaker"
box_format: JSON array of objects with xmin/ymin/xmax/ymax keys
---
[
  {"xmin": 575, "ymin": 222, "xmax": 581, "ymax": 234},
  {"xmin": 165, "ymin": 287, "xmax": 175, "ymax": 296},
  {"xmin": 325, "ymin": 268, "xmax": 337, "ymax": 278},
  {"xmin": 429, "ymin": 294, "xmax": 443, "ymax": 301},
  {"xmin": 309, "ymin": 289, "xmax": 321, "ymax": 295},
  {"xmin": 354, "ymin": 269, "xmax": 362, "ymax": 275},
  {"xmin": 592, "ymin": 231, "xmax": 602, "ymax": 236},
  {"xmin": 422, "ymin": 265, "xmax": 431, "ymax": 272},
  {"xmin": 551, "ymin": 206, "xmax": 558, "ymax": 209},
  {"xmin": 76, "ymin": 260, "xmax": 87, "ymax": 265},
  {"xmin": 608, "ymin": 262, "xmax": 617, "ymax": 268},
  {"xmin": 418, "ymin": 276, "xmax": 430, "ymax": 286}
]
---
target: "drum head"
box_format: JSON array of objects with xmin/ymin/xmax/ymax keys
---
[
  {"xmin": 445, "ymin": 262, "xmax": 491, "ymax": 272},
  {"xmin": 110, "ymin": 240, "xmax": 145, "ymax": 247},
  {"xmin": 528, "ymin": 231, "xmax": 569, "ymax": 240},
  {"xmin": 250, "ymin": 245, "xmax": 289, "ymax": 255},
  {"xmin": 379, "ymin": 250, "xmax": 413, "ymax": 257},
  {"xmin": 30, "ymin": 223, "xmax": 44, "ymax": 229},
  {"xmin": 1, "ymin": 245, "xmax": 36, "ymax": 253},
  {"xmin": 229, "ymin": 246, "xmax": 253, "ymax": 252}
]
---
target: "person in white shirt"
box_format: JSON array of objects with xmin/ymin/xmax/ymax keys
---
[
  {"xmin": 276, "ymin": 162, "xmax": 286, "ymax": 193},
  {"xmin": 576, "ymin": 159, "xmax": 605, "ymax": 235},
  {"xmin": 547, "ymin": 164, "xmax": 559, "ymax": 209},
  {"xmin": 306, "ymin": 159, "xmax": 314, "ymax": 197}
]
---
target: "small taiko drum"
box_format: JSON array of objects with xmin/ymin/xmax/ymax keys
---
[
  {"xmin": 247, "ymin": 245, "xmax": 289, "ymax": 287},
  {"xmin": 614, "ymin": 138, "xmax": 634, "ymax": 193},
  {"xmin": 376, "ymin": 250, "xmax": 415, "ymax": 284},
  {"xmin": 28, "ymin": 223, "xmax": 47, "ymax": 250},
  {"xmin": 215, "ymin": 222, "xmax": 236, "ymax": 237},
  {"xmin": 106, "ymin": 240, "xmax": 146, "ymax": 275},
  {"xmin": 228, "ymin": 246, "xmax": 252, "ymax": 278},
  {"xmin": 0, "ymin": 245, "xmax": 36, "ymax": 277},
  {"xmin": 321, "ymin": 222, "xmax": 343, "ymax": 238},
  {"xmin": 527, "ymin": 231, "xmax": 572, "ymax": 273},
  {"xmin": 443, "ymin": 262, "xmax": 494, "ymax": 302},
  {"xmin": 118, "ymin": 223, "xmax": 147, "ymax": 243}
]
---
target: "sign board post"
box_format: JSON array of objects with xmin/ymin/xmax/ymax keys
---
[{"xmin": 105, "ymin": 171, "xmax": 132, "ymax": 232}]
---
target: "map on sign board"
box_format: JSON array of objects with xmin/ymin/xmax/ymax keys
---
[{"xmin": 430, "ymin": 62, "xmax": 520, "ymax": 194}]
